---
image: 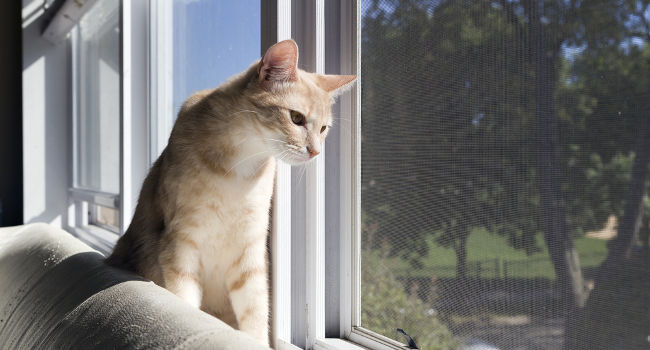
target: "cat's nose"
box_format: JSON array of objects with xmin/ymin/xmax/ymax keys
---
[{"xmin": 307, "ymin": 147, "xmax": 320, "ymax": 158}]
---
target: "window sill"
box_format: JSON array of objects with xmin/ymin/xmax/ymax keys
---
[
  {"xmin": 68, "ymin": 225, "xmax": 118, "ymax": 256},
  {"xmin": 346, "ymin": 328, "xmax": 411, "ymax": 350},
  {"xmin": 316, "ymin": 332, "xmax": 409, "ymax": 350},
  {"xmin": 315, "ymin": 338, "xmax": 372, "ymax": 350}
]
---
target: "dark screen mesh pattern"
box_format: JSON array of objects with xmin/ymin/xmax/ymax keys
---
[{"xmin": 360, "ymin": 1, "xmax": 650, "ymax": 349}]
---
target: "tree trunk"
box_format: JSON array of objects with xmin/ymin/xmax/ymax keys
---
[
  {"xmin": 567, "ymin": 89, "xmax": 650, "ymax": 350},
  {"xmin": 610, "ymin": 115, "xmax": 650, "ymax": 259},
  {"xmin": 454, "ymin": 231, "xmax": 468, "ymax": 280},
  {"xmin": 529, "ymin": 11, "xmax": 585, "ymax": 311},
  {"xmin": 640, "ymin": 215, "xmax": 649, "ymax": 269}
]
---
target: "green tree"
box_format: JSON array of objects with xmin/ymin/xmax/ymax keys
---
[
  {"xmin": 561, "ymin": 2, "xmax": 650, "ymax": 348},
  {"xmin": 361, "ymin": 1, "xmax": 650, "ymax": 348},
  {"xmin": 362, "ymin": 0, "xmax": 540, "ymax": 281},
  {"xmin": 362, "ymin": 251, "xmax": 459, "ymax": 350}
]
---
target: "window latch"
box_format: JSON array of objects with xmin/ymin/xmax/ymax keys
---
[{"xmin": 396, "ymin": 328, "xmax": 418, "ymax": 349}]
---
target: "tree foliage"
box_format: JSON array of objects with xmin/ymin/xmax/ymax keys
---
[
  {"xmin": 361, "ymin": 0, "xmax": 649, "ymax": 276},
  {"xmin": 360, "ymin": 0, "xmax": 650, "ymax": 347},
  {"xmin": 361, "ymin": 252, "xmax": 459, "ymax": 350},
  {"xmin": 362, "ymin": 0, "xmax": 541, "ymax": 275}
]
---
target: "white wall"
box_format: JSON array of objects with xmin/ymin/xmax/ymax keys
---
[{"xmin": 22, "ymin": 1, "xmax": 71, "ymax": 227}]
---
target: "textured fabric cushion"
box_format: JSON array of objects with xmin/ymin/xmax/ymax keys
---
[{"xmin": 0, "ymin": 223, "xmax": 269, "ymax": 350}]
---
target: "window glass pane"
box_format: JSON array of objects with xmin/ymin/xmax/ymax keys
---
[
  {"xmin": 360, "ymin": 1, "xmax": 648, "ymax": 349},
  {"xmin": 172, "ymin": 0, "xmax": 260, "ymax": 116},
  {"xmin": 75, "ymin": 0, "xmax": 120, "ymax": 194},
  {"xmin": 92, "ymin": 204, "xmax": 120, "ymax": 232}
]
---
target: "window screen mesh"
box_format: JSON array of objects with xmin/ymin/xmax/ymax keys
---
[{"xmin": 359, "ymin": 1, "xmax": 649, "ymax": 349}]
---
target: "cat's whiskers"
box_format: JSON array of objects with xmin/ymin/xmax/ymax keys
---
[
  {"xmin": 227, "ymin": 109, "xmax": 264, "ymax": 120},
  {"xmin": 296, "ymin": 164, "xmax": 307, "ymax": 186},
  {"xmin": 282, "ymin": 148, "xmax": 300, "ymax": 162},
  {"xmin": 275, "ymin": 150, "xmax": 291, "ymax": 164},
  {"xmin": 329, "ymin": 115, "xmax": 352, "ymax": 136},
  {"xmin": 264, "ymin": 138, "xmax": 301, "ymax": 150},
  {"xmin": 235, "ymin": 138, "xmax": 249, "ymax": 147},
  {"xmin": 226, "ymin": 149, "xmax": 273, "ymax": 175},
  {"xmin": 330, "ymin": 119, "xmax": 351, "ymax": 127},
  {"xmin": 252, "ymin": 153, "xmax": 274, "ymax": 175},
  {"xmin": 275, "ymin": 147, "xmax": 296, "ymax": 164},
  {"xmin": 331, "ymin": 114, "xmax": 352, "ymax": 124},
  {"xmin": 337, "ymin": 126, "xmax": 352, "ymax": 138}
]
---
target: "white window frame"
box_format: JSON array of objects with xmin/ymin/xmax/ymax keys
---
[
  {"xmin": 148, "ymin": 0, "xmax": 174, "ymax": 162},
  {"xmin": 145, "ymin": 2, "xmax": 297, "ymax": 348},
  {"xmin": 144, "ymin": 1, "xmax": 389, "ymax": 349},
  {"xmin": 67, "ymin": 0, "xmax": 401, "ymax": 349},
  {"xmin": 67, "ymin": 0, "xmax": 149, "ymax": 255},
  {"xmin": 293, "ymin": 1, "xmax": 409, "ymax": 349},
  {"xmin": 260, "ymin": 1, "xmax": 294, "ymax": 349}
]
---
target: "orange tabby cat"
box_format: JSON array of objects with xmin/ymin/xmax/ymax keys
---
[{"xmin": 106, "ymin": 39, "xmax": 355, "ymax": 345}]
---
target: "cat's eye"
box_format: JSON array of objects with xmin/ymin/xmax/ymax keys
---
[
  {"xmin": 290, "ymin": 110, "xmax": 305, "ymax": 125},
  {"xmin": 320, "ymin": 125, "xmax": 327, "ymax": 133}
]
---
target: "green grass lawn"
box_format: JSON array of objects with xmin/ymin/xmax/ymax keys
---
[{"xmin": 386, "ymin": 228, "xmax": 608, "ymax": 279}]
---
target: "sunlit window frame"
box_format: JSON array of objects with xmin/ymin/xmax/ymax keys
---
[
  {"xmin": 68, "ymin": 0, "xmax": 149, "ymax": 254},
  {"xmin": 67, "ymin": 0, "xmax": 399, "ymax": 349},
  {"xmin": 285, "ymin": 1, "xmax": 399, "ymax": 349},
  {"xmin": 310, "ymin": 1, "xmax": 411, "ymax": 348},
  {"xmin": 310, "ymin": 1, "xmax": 407, "ymax": 349}
]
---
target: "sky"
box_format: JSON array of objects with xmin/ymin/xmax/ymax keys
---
[{"xmin": 172, "ymin": 0, "xmax": 261, "ymax": 115}]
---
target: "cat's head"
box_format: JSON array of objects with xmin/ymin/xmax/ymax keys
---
[{"xmin": 248, "ymin": 39, "xmax": 356, "ymax": 165}]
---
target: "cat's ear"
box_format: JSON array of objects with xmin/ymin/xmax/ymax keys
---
[
  {"xmin": 259, "ymin": 39, "xmax": 299, "ymax": 88},
  {"xmin": 314, "ymin": 74, "xmax": 357, "ymax": 96}
]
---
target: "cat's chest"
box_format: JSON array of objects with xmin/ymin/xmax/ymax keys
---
[
  {"xmin": 187, "ymin": 173, "xmax": 273, "ymax": 277},
  {"xmin": 175, "ymin": 164, "xmax": 275, "ymax": 243}
]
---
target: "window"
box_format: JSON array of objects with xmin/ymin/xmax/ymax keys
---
[
  {"xmin": 69, "ymin": 0, "xmax": 150, "ymax": 250},
  {"xmin": 70, "ymin": 0, "xmax": 262, "ymax": 251},
  {"xmin": 69, "ymin": 0, "xmax": 122, "ymax": 247},
  {"xmin": 74, "ymin": 0, "xmax": 120, "ymax": 195},
  {"xmin": 356, "ymin": 1, "xmax": 650, "ymax": 350},
  {"xmin": 150, "ymin": 0, "xmax": 261, "ymax": 159},
  {"xmin": 171, "ymin": 1, "xmax": 260, "ymax": 115},
  {"xmin": 66, "ymin": 1, "xmax": 649, "ymax": 349}
]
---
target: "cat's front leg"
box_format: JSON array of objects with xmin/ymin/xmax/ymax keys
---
[
  {"xmin": 159, "ymin": 237, "xmax": 203, "ymax": 308},
  {"xmin": 225, "ymin": 238, "xmax": 269, "ymax": 346}
]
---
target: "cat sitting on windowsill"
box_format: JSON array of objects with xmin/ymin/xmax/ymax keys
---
[{"xmin": 106, "ymin": 40, "xmax": 355, "ymax": 346}]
